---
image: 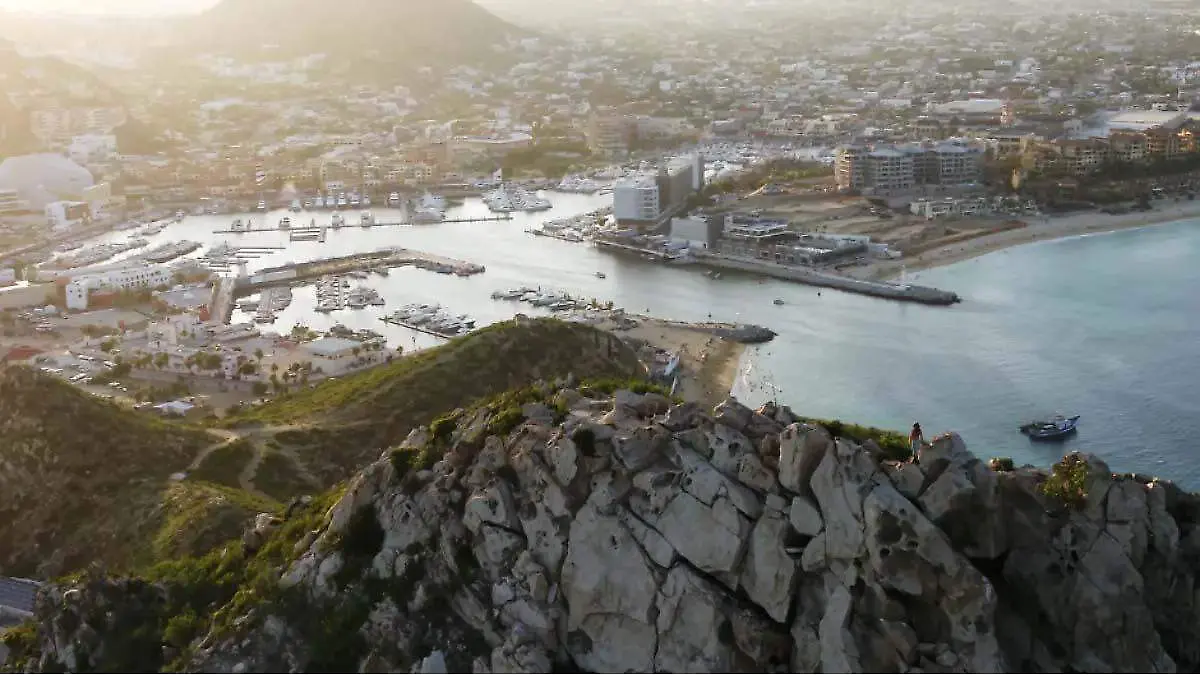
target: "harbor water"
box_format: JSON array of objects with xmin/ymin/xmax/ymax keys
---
[{"xmin": 78, "ymin": 202, "xmax": 1200, "ymax": 485}]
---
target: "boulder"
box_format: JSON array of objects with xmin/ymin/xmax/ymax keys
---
[
  {"xmin": 655, "ymin": 565, "xmax": 737, "ymax": 672},
  {"xmin": 713, "ymin": 397, "xmax": 755, "ymax": 431},
  {"xmin": 560, "ymin": 501, "xmax": 659, "ymax": 671},
  {"xmin": 647, "ymin": 490, "xmax": 752, "ymax": 582},
  {"xmin": 789, "ymin": 495, "xmax": 824, "ymax": 537},
  {"xmin": 612, "ymin": 424, "xmax": 672, "ymax": 471},
  {"xmin": 662, "ymin": 401, "xmax": 707, "ymax": 432},
  {"xmin": 778, "ymin": 424, "xmax": 832, "ymax": 494},
  {"xmin": 884, "ymin": 462, "xmax": 925, "ymax": 501},
  {"xmin": 739, "ymin": 510, "xmax": 799, "ymax": 622}
]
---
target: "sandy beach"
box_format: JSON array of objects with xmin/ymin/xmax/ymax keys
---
[
  {"xmin": 850, "ymin": 199, "xmax": 1200, "ymax": 281},
  {"xmin": 592, "ymin": 313, "xmax": 746, "ymax": 408}
]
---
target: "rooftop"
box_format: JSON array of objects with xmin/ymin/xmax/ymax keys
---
[
  {"xmin": 1105, "ymin": 110, "xmax": 1187, "ymax": 133},
  {"xmin": 0, "ymin": 577, "xmax": 39, "ymax": 614}
]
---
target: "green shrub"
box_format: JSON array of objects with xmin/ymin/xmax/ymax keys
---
[
  {"xmin": 487, "ymin": 406, "xmax": 526, "ymax": 437},
  {"xmin": 800, "ymin": 417, "xmax": 911, "ymax": 461},
  {"xmin": 1040, "ymin": 453, "xmax": 1091, "ymax": 509},
  {"xmin": 989, "ymin": 457, "xmax": 1015, "ymax": 472},
  {"xmin": 429, "ymin": 414, "xmax": 458, "ymax": 442},
  {"xmin": 0, "ymin": 622, "xmax": 39, "ymax": 670}
]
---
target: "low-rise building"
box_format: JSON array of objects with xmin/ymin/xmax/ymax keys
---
[{"xmin": 65, "ymin": 265, "xmax": 172, "ymax": 310}]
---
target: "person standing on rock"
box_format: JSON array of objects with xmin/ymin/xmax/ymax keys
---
[{"xmin": 909, "ymin": 422, "xmax": 924, "ymax": 457}]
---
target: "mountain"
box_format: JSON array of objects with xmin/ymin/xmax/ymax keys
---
[
  {"xmin": 6, "ymin": 386, "xmax": 1200, "ymax": 673},
  {"xmin": 0, "ymin": 367, "xmax": 245, "ymax": 578},
  {"xmin": 179, "ymin": 0, "xmax": 526, "ymax": 72}
]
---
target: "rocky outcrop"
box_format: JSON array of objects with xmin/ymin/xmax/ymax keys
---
[{"xmin": 14, "ymin": 392, "xmax": 1200, "ymax": 674}]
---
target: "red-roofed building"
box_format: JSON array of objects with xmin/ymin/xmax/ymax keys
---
[{"xmin": 0, "ymin": 345, "xmax": 44, "ymax": 363}]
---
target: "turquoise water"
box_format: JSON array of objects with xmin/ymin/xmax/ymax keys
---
[
  {"xmin": 734, "ymin": 219, "xmax": 1200, "ymax": 486},
  {"xmin": 84, "ymin": 206, "xmax": 1200, "ymax": 483}
]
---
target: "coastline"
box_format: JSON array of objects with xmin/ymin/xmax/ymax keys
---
[
  {"xmin": 852, "ymin": 200, "xmax": 1200, "ymax": 281},
  {"xmin": 592, "ymin": 313, "xmax": 747, "ymax": 407}
]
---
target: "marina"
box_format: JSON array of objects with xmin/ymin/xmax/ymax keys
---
[
  {"xmin": 212, "ymin": 212, "xmax": 511, "ymax": 233},
  {"xmin": 138, "ymin": 240, "xmax": 203, "ymax": 264},
  {"xmin": 314, "ymin": 275, "xmax": 385, "ymax": 312},
  {"xmin": 381, "ymin": 303, "xmax": 478, "ymax": 339},
  {"xmin": 490, "ymin": 287, "xmax": 613, "ymax": 312},
  {"xmin": 253, "ymin": 286, "xmax": 293, "ymax": 324}
]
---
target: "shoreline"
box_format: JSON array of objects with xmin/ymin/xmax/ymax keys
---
[
  {"xmin": 591, "ymin": 313, "xmax": 747, "ymax": 407},
  {"xmin": 852, "ymin": 200, "xmax": 1200, "ymax": 281}
]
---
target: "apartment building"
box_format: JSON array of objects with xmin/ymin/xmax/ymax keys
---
[
  {"xmin": 838, "ymin": 141, "xmax": 983, "ymax": 192},
  {"xmin": 612, "ymin": 174, "xmax": 661, "ymax": 223},
  {"xmin": 834, "ymin": 146, "xmax": 867, "ymax": 191},
  {"xmin": 587, "ymin": 110, "xmax": 635, "ymax": 157},
  {"xmin": 865, "ymin": 148, "xmax": 914, "ymax": 192}
]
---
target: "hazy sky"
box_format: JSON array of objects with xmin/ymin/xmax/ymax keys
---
[{"xmin": 0, "ymin": 0, "xmax": 215, "ymax": 14}]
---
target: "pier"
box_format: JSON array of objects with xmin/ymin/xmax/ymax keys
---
[
  {"xmin": 232, "ymin": 248, "xmax": 485, "ymax": 303},
  {"xmin": 593, "ymin": 239, "xmax": 688, "ymax": 262},
  {"xmin": 379, "ymin": 316, "xmax": 464, "ymax": 340}
]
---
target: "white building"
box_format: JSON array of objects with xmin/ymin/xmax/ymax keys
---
[
  {"xmin": 668, "ymin": 216, "xmax": 714, "ymax": 249},
  {"xmin": 65, "ymin": 265, "xmax": 173, "ymax": 310},
  {"xmin": 68, "ymin": 134, "xmax": 118, "ymax": 165},
  {"xmin": 0, "ymin": 189, "xmax": 26, "ymax": 215},
  {"xmin": 44, "ymin": 201, "xmax": 90, "ymax": 230},
  {"xmin": 612, "ymin": 174, "xmax": 660, "ymax": 223}
]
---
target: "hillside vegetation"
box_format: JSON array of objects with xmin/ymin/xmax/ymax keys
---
[
  {"xmin": 0, "ymin": 367, "xmax": 251, "ymax": 578},
  {"xmin": 236, "ymin": 318, "xmax": 645, "ymax": 483}
]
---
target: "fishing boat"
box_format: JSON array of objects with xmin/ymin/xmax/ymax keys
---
[
  {"xmin": 773, "ymin": 298, "xmax": 785, "ymax": 306},
  {"xmin": 595, "ymin": 272, "xmax": 606, "ymax": 279},
  {"xmin": 1019, "ymin": 415, "xmax": 1080, "ymax": 441}
]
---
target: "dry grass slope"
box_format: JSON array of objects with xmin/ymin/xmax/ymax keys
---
[
  {"xmin": 0, "ymin": 367, "xmax": 218, "ymax": 578},
  {"xmin": 239, "ymin": 318, "xmax": 645, "ymax": 484}
]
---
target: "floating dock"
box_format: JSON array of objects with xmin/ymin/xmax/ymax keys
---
[{"xmin": 212, "ymin": 213, "xmax": 511, "ymax": 234}]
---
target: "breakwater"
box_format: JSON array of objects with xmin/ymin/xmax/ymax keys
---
[{"xmin": 695, "ymin": 252, "xmax": 960, "ymax": 306}]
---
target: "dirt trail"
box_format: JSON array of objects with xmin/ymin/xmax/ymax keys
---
[{"xmin": 185, "ymin": 429, "xmax": 241, "ymax": 472}]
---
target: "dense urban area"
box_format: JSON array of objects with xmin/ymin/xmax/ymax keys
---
[{"xmin": 3, "ymin": 0, "xmax": 1200, "ymax": 671}]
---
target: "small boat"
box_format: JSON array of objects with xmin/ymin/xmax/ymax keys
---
[
  {"xmin": 1020, "ymin": 415, "xmax": 1080, "ymax": 441},
  {"xmin": 773, "ymin": 298, "xmax": 785, "ymax": 306},
  {"xmin": 278, "ymin": 217, "xmax": 291, "ymax": 230},
  {"xmin": 331, "ymin": 214, "xmax": 345, "ymax": 229},
  {"xmin": 595, "ymin": 272, "xmax": 607, "ymax": 279}
]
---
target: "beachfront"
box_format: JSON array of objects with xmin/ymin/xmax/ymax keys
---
[{"xmin": 848, "ymin": 199, "xmax": 1200, "ymax": 281}]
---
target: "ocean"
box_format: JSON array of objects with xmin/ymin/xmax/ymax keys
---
[{"xmin": 80, "ymin": 202, "xmax": 1200, "ymax": 485}]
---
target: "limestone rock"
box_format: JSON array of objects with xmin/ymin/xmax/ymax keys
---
[
  {"xmin": 778, "ymin": 423, "xmax": 832, "ymax": 494},
  {"xmin": 789, "ymin": 495, "xmax": 824, "ymax": 537},
  {"xmin": 739, "ymin": 510, "xmax": 798, "ymax": 622}
]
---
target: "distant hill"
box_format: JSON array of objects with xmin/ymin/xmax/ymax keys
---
[
  {"xmin": 180, "ymin": 0, "xmax": 526, "ymax": 72},
  {"xmin": 235, "ymin": 318, "xmax": 645, "ymax": 483},
  {"xmin": 0, "ymin": 367, "xmax": 257, "ymax": 578}
]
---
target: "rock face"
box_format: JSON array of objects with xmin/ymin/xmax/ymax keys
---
[{"xmin": 15, "ymin": 393, "xmax": 1200, "ymax": 674}]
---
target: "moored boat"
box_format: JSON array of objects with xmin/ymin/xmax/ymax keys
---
[{"xmin": 1019, "ymin": 415, "xmax": 1080, "ymax": 441}]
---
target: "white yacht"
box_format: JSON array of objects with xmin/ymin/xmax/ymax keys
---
[
  {"xmin": 278, "ymin": 216, "xmax": 291, "ymax": 230},
  {"xmin": 336, "ymin": 195, "xmax": 348, "ymax": 209},
  {"xmin": 230, "ymin": 218, "xmax": 245, "ymax": 232},
  {"xmin": 349, "ymin": 192, "xmax": 361, "ymax": 207},
  {"xmin": 257, "ymin": 200, "xmax": 267, "ymax": 211},
  {"xmin": 361, "ymin": 193, "xmax": 371, "ymax": 207},
  {"xmin": 360, "ymin": 211, "xmax": 374, "ymax": 227},
  {"xmin": 388, "ymin": 192, "xmax": 402, "ymax": 206},
  {"xmin": 290, "ymin": 199, "xmax": 302, "ymax": 212},
  {"xmin": 331, "ymin": 213, "xmax": 345, "ymax": 228}
]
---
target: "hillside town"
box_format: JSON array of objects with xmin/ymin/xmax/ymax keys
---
[{"xmin": 1, "ymin": 0, "xmax": 1200, "ymax": 410}]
